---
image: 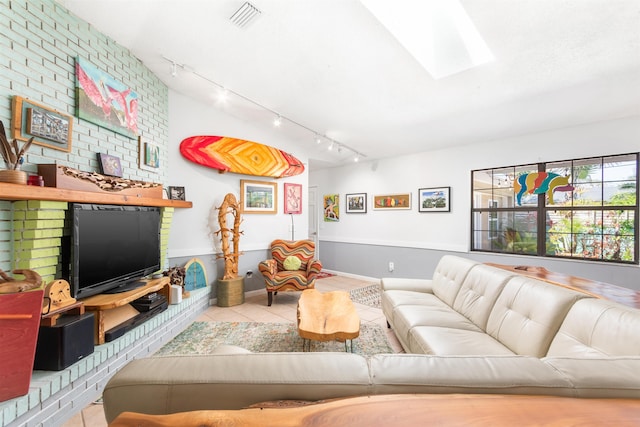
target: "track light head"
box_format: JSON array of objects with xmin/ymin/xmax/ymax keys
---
[{"xmin": 217, "ymin": 88, "xmax": 229, "ymax": 103}]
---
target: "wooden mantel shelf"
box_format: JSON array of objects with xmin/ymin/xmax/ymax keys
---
[{"xmin": 0, "ymin": 182, "xmax": 192, "ymax": 208}]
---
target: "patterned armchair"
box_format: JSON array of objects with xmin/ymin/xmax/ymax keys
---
[{"xmin": 258, "ymin": 239, "xmax": 322, "ymax": 306}]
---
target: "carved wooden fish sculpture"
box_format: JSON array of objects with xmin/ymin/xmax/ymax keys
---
[
  {"xmin": 0, "ymin": 269, "xmax": 43, "ymax": 294},
  {"xmin": 514, "ymin": 172, "xmax": 574, "ymax": 205}
]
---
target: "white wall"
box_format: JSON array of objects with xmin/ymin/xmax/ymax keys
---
[
  {"xmin": 167, "ymin": 90, "xmax": 309, "ymax": 259},
  {"xmin": 310, "ymin": 116, "xmax": 640, "ymax": 252}
]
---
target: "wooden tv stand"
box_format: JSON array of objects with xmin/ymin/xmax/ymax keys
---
[{"xmin": 80, "ymin": 277, "xmax": 170, "ymax": 344}]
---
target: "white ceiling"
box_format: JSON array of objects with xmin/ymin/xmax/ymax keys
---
[{"xmin": 56, "ymin": 0, "xmax": 640, "ymax": 170}]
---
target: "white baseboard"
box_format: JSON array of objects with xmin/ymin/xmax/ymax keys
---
[{"xmin": 321, "ymin": 269, "xmax": 379, "ymax": 282}]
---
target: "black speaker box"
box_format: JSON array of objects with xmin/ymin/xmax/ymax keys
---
[{"xmin": 34, "ymin": 312, "xmax": 95, "ymax": 371}]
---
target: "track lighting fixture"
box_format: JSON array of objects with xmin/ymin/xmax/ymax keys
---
[{"xmin": 161, "ymin": 55, "xmax": 366, "ymax": 163}]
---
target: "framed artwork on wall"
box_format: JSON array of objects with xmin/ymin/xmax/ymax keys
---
[
  {"xmin": 323, "ymin": 194, "xmax": 339, "ymax": 221},
  {"xmin": 75, "ymin": 57, "xmax": 139, "ymax": 138},
  {"xmin": 98, "ymin": 153, "xmax": 123, "ymax": 177},
  {"xmin": 11, "ymin": 96, "xmax": 73, "ymax": 152},
  {"xmin": 139, "ymin": 136, "xmax": 160, "ymax": 171},
  {"xmin": 418, "ymin": 187, "xmax": 451, "ymax": 212},
  {"xmin": 373, "ymin": 193, "xmax": 411, "ymax": 210},
  {"xmin": 346, "ymin": 193, "xmax": 367, "ymax": 213},
  {"xmin": 241, "ymin": 179, "xmax": 277, "ymax": 214},
  {"xmin": 284, "ymin": 183, "xmax": 302, "ymax": 214}
]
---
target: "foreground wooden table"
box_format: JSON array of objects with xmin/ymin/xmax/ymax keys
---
[
  {"xmin": 109, "ymin": 394, "xmax": 640, "ymax": 426},
  {"xmin": 297, "ymin": 289, "xmax": 360, "ymax": 351}
]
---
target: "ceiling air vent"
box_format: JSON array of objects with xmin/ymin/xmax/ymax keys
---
[{"xmin": 230, "ymin": 2, "xmax": 262, "ymax": 28}]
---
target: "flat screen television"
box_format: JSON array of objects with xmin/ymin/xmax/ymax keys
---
[{"xmin": 68, "ymin": 203, "xmax": 161, "ymax": 299}]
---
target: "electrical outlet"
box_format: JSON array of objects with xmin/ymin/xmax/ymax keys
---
[{"xmin": 388, "ymin": 262, "xmax": 394, "ymax": 272}]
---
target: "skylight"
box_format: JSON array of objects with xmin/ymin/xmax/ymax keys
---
[{"xmin": 361, "ymin": 0, "xmax": 494, "ymax": 79}]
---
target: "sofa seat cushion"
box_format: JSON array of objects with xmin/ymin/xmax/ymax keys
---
[
  {"xmin": 547, "ymin": 298, "xmax": 640, "ymax": 357},
  {"xmin": 542, "ymin": 357, "xmax": 640, "ymax": 398},
  {"xmin": 486, "ymin": 275, "xmax": 588, "ymax": 357},
  {"xmin": 408, "ymin": 326, "xmax": 515, "ymax": 355},
  {"xmin": 381, "ymin": 290, "xmax": 440, "ymax": 324},
  {"xmin": 370, "ymin": 354, "xmax": 576, "ymax": 396},
  {"xmin": 392, "ymin": 303, "xmax": 483, "ymax": 348}
]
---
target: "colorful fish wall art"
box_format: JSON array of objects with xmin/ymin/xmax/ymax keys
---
[{"xmin": 514, "ymin": 172, "xmax": 574, "ymax": 205}]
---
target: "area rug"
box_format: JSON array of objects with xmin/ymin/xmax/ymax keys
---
[
  {"xmin": 316, "ymin": 271, "xmax": 335, "ymax": 279},
  {"xmin": 154, "ymin": 321, "xmax": 393, "ymax": 357},
  {"xmin": 349, "ymin": 283, "xmax": 381, "ymax": 309}
]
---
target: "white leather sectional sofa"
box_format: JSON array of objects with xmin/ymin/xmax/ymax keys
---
[{"xmin": 102, "ymin": 255, "xmax": 640, "ymax": 423}]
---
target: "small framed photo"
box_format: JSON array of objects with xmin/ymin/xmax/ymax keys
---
[
  {"xmin": 373, "ymin": 193, "xmax": 411, "ymax": 210},
  {"xmin": 98, "ymin": 153, "xmax": 123, "ymax": 177},
  {"xmin": 284, "ymin": 183, "xmax": 302, "ymax": 214},
  {"xmin": 241, "ymin": 179, "xmax": 277, "ymax": 214},
  {"xmin": 168, "ymin": 186, "xmax": 186, "ymax": 200},
  {"xmin": 346, "ymin": 193, "xmax": 367, "ymax": 213},
  {"xmin": 139, "ymin": 136, "xmax": 160, "ymax": 171},
  {"xmin": 418, "ymin": 187, "xmax": 451, "ymax": 212}
]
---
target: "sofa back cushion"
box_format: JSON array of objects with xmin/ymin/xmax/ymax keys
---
[
  {"xmin": 486, "ymin": 276, "xmax": 588, "ymax": 357},
  {"xmin": 102, "ymin": 353, "xmax": 371, "ymax": 422},
  {"xmin": 547, "ymin": 298, "xmax": 640, "ymax": 357},
  {"xmin": 452, "ymin": 264, "xmax": 515, "ymax": 330},
  {"xmin": 431, "ymin": 255, "xmax": 479, "ymax": 307}
]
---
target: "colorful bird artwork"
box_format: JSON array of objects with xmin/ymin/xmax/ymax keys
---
[
  {"xmin": 75, "ymin": 57, "xmax": 139, "ymax": 138},
  {"xmin": 76, "ymin": 64, "xmax": 113, "ymax": 118},
  {"xmin": 514, "ymin": 172, "xmax": 574, "ymax": 205},
  {"xmin": 107, "ymin": 86, "xmax": 138, "ymax": 134}
]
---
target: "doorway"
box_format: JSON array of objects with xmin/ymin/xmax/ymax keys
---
[{"xmin": 308, "ymin": 186, "xmax": 319, "ymax": 258}]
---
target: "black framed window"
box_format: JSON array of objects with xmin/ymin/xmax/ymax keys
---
[{"xmin": 471, "ymin": 153, "xmax": 638, "ymax": 264}]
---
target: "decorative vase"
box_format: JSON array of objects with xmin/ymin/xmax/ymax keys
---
[
  {"xmin": 0, "ymin": 169, "xmax": 27, "ymax": 185},
  {"xmin": 216, "ymin": 276, "xmax": 245, "ymax": 307}
]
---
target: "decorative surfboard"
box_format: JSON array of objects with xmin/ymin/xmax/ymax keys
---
[{"xmin": 180, "ymin": 135, "xmax": 304, "ymax": 178}]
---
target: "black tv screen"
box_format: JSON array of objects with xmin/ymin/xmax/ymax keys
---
[{"xmin": 70, "ymin": 203, "xmax": 161, "ymax": 299}]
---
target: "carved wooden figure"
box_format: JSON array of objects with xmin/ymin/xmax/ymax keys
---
[{"xmin": 215, "ymin": 193, "xmax": 243, "ymax": 280}]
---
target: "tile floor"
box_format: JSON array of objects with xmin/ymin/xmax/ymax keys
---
[{"xmin": 61, "ymin": 275, "xmax": 402, "ymax": 427}]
